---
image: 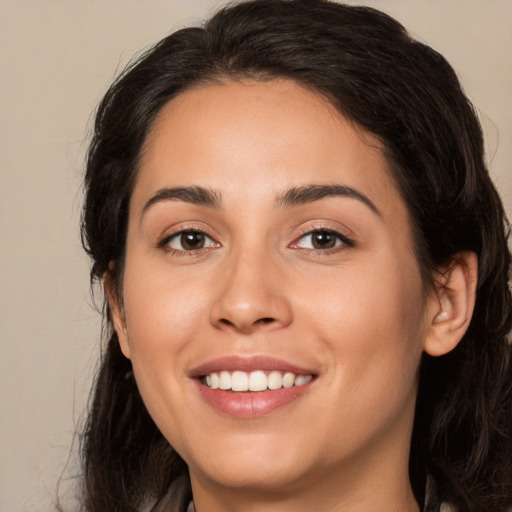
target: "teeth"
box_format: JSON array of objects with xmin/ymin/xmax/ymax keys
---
[
  {"xmin": 203, "ymin": 370, "xmax": 313, "ymax": 392},
  {"xmin": 268, "ymin": 371, "xmax": 283, "ymax": 390},
  {"xmin": 294, "ymin": 375, "xmax": 310, "ymax": 386},
  {"xmin": 231, "ymin": 371, "xmax": 248, "ymax": 392},
  {"xmin": 248, "ymin": 370, "xmax": 267, "ymax": 391},
  {"xmin": 283, "ymin": 372, "xmax": 295, "ymax": 388},
  {"xmin": 219, "ymin": 371, "xmax": 231, "ymax": 390}
]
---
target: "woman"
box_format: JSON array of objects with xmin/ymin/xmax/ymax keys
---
[{"xmin": 79, "ymin": 0, "xmax": 512, "ymax": 511}]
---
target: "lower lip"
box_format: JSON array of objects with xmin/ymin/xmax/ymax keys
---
[{"xmin": 194, "ymin": 380, "xmax": 313, "ymax": 418}]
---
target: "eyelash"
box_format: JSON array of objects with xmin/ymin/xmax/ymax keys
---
[
  {"xmin": 158, "ymin": 226, "xmax": 354, "ymax": 256},
  {"xmin": 290, "ymin": 227, "xmax": 355, "ymax": 253},
  {"xmin": 158, "ymin": 228, "xmax": 219, "ymax": 255}
]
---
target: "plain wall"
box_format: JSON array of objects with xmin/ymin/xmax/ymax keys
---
[{"xmin": 0, "ymin": 1, "xmax": 510, "ymax": 511}]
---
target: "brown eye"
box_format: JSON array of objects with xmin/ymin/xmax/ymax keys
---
[
  {"xmin": 166, "ymin": 230, "xmax": 217, "ymax": 251},
  {"xmin": 310, "ymin": 231, "xmax": 337, "ymax": 249},
  {"xmin": 181, "ymin": 232, "xmax": 206, "ymax": 250},
  {"xmin": 293, "ymin": 229, "xmax": 353, "ymax": 250}
]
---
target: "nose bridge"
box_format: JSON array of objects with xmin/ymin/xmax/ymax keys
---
[{"xmin": 210, "ymin": 243, "xmax": 292, "ymax": 333}]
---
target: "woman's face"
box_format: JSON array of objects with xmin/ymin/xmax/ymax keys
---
[{"xmin": 112, "ymin": 79, "xmax": 437, "ymax": 501}]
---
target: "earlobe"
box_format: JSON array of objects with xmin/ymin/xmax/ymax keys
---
[
  {"xmin": 104, "ymin": 272, "xmax": 131, "ymax": 359},
  {"xmin": 423, "ymin": 251, "xmax": 478, "ymax": 357}
]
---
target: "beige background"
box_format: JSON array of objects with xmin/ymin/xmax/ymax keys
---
[{"xmin": 0, "ymin": 1, "xmax": 510, "ymax": 511}]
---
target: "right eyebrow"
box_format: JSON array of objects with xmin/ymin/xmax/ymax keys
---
[
  {"xmin": 141, "ymin": 186, "xmax": 222, "ymax": 217},
  {"xmin": 276, "ymin": 184, "xmax": 381, "ymax": 216}
]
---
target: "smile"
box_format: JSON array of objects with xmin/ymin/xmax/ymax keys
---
[
  {"xmin": 191, "ymin": 356, "xmax": 317, "ymax": 417},
  {"xmin": 203, "ymin": 370, "xmax": 314, "ymax": 392}
]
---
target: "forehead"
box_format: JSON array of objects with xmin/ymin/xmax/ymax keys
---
[{"xmin": 134, "ymin": 79, "xmax": 406, "ymax": 224}]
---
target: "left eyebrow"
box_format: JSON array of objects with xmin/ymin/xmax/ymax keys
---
[
  {"xmin": 141, "ymin": 186, "xmax": 221, "ymax": 217},
  {"xmin": 276, "ymin": 184, "xmax": 381, "ymax": 216}
]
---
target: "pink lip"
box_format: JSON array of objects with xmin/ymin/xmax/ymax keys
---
[
  {"xmin": 189, "ymin": 356, "xmax": 316, "ymax": 418},
  {"xmin": 189, "ymin": 355, "xmax": 315, "ymax": 377},
  {"xmin": 195, "ymin": 382, "xmax": 313, "ymax": 418}
]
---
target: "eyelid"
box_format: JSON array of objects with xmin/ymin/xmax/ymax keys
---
[
  {"xmin": 164, "ymin": 230, "xmax": 217, "ymax": 250},
  {"xmin": 157, "ymin": 224, "xmax": 220, "ymax": 252},
  {"xmin": 289, "ymin": 223, "xmax": 355, "ymax": 250}
]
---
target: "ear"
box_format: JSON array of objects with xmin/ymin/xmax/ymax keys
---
[
  {"xmin": 104, "ymin": 272, "xmax": 131, "ymax": 359},
  {"xmin": 423, "ymin": 251, "xmax": 478, "ymax": 357}
]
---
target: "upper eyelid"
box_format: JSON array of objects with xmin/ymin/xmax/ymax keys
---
[
  {"xmin": 293, "ymin": 221, "xmax": 355, "ymax": 239},
  {"xmin": 290, "ymin": 219, "xmax": 357, "ymax": 248},
  {"xmin": 158, "ymin": 226, "xmax": 219, "ymax": 248},
  {"xmin": 293, "ymin": 228, "xmax": 354, "ymax": 246}
]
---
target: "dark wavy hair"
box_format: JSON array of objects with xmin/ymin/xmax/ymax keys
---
[{"xmin": 79, "ymin": 1, "xmax": 512, "ymax": 511}]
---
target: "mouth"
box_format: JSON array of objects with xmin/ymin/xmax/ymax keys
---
[
  {"xmin": 201, "ymin": 370, "xmax": 313, "ymax": 391},
  {"xmin": 190, "ymin": 356, "xmax": 317, "ymax": 418}
]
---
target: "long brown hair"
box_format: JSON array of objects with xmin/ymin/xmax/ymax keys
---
[{"xmin": 79, "ymin": 1, "xmax": 512, "ymax": 510}]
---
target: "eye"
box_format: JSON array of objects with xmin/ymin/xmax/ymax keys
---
[
  {"xmin": 163, "ymin": 230, "xmax": 218, "ymax": 252},
  {"xmin": 292, "ymin": 229, "xmax": 353, "ymax": 250}
]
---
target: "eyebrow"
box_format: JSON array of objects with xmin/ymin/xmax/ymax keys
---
[
  {"xmin": 276, "ymin": 184, "xmax": 380, "ymax": 215},
  {"xmin": 141, "ymin": 183, "xmax": 380, "ymax": 217},
  {"xmin": 142, "ymin": 186, "xmax": 221, "ymax": 215}
]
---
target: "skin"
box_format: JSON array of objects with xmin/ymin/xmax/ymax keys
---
[{"xmin": 109, "ymin": 79, "xmax": 477, "ymax": 512}]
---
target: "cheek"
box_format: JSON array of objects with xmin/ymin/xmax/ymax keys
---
[
  {"xmin": 298, "ymin": 252, "xmax": 426, "ymax": 402},
  {"xmin": 119, "ymin": 254, "xmax": 210, "ymax": 386},
  {"xmin": 123, "ymin": 254, "xmax": 205, "ymax": 332},
  {"xmin": 118, "ymin": 261, "xmax": 211, "ymax": 444}
]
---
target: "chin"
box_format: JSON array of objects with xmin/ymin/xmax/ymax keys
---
[{"xmin": 191, "ymin": 451, "xmax": 315, "ymax": 493}]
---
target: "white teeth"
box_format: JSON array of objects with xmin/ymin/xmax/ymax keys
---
[
  {"xmin": 210, "ymin": 372, "xmax": 219, "ymax": 389},
  {"xmin": 231, "ymin": 371, "xmax": 248, "ymax": 392},
  {"xmin": 294, "ymin": 374, "xmax": 313, "ymax": 386},
  {"xmin": 283, "ymin": 372, "xmax": 295, "ymax": 388},
  {"xmin": 219, "ymin": 371, "xmax": 231, "ymax": 390},
  {"xmin": 267, "ymin": 371, "xmax": 283, "ymax": 390},
  {"xmin": 203, "ymin": 370, "xmax": 313, "ymax": 392},
  {"xmin": 248, "ymin": 370, "xmax": 267, "ymax": 391}
]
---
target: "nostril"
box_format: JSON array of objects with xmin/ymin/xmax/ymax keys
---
[
  {"xmin": 218, "ymin": 317, "xmax": 276, "ymax": 329},
  {"xmin": 257, "ymin": 317, "xmax": 275, "ymax": 325}
]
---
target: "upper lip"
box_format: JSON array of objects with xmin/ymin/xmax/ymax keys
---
[{"xmin": 189, "ymin": 355, "xmax": 316, "ymax": 378}]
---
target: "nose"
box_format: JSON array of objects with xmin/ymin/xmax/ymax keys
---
[{"xmin": 209, "ymin": 249, "xmax": 293, "ymax": 334}]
